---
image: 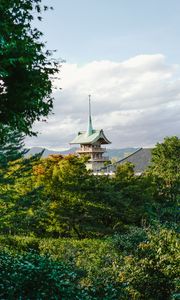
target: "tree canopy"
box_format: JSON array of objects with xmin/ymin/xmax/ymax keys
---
[
  {"xmin": 0, "ymin": 0, "xmax": 59, "ymax": 135},
  {"xmin": 149, "ymin": 136, "xmax": 180, "ymax": 185},
  {"xmin": 147, "ymin": 136, "xmax": 180, "ymax": 223}
]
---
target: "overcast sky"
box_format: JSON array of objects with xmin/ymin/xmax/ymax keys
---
[{"xmin": 26, "ymin": 0, "xmax": 180, "ymax": 150}]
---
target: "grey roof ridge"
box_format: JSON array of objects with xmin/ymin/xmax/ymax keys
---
[
  {"xmin": 115, "ymin": 147, "xmax": 143, "ymax": 164},
  {"xmin": 98, "ymin": 148, "xmax": 143, "ymax": 171}
]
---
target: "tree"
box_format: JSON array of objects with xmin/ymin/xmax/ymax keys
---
[
  {"xmin": 114, "ymin": 162, "xmax": 135, "ymax": 187},
  {"xmin": 0, "ymin": 0, "xmax": 59, "ymax": 234},
  {"xmin": 112, "ymin": 163, "xmax": 154, "ymax": 227},
  {"xmin": 33, "ymin": 155, "xmax": 98, "ymax": 238},
  {"xmin": 0, "ymin": 127, "xmax": 25, "ymax": 174},
  {"xmin": 147, "ymin": 136, "xmax": 180, "ymax": 223},
  {"xmin": 149, "ymin": 136, "xmax": 180, "ymax": 185},
  {"xmin": 120, "ymin": 227, "xmax": 179, "ymax": 300},
  {"xmin": 0, "ymin": 0, "xmax": 59, "ymax": 136},
  {"xmin": 32, "ymin": 155, "xmax": 125, "ymax": 238},
  {"xmin": 0, "ymin": 138, "xmax": 44, "ymax": 235}
]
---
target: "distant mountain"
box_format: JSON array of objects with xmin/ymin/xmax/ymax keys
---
[
  {"xmin": 26, "ymin": 147, "xmax": 78, "ymax": 157},
  {"xmin": 26, "ymin": 147, "xmax": 139, "ymax": 160}
]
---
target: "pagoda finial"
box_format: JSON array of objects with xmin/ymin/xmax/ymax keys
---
[{"xmin": 87, "ymin": 94, "xmax": 93, "ymax": 136}]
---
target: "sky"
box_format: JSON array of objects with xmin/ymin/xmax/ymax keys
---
[{"xmin": 26, "ymin": 0, "xmax": 180, "ymax": 150}]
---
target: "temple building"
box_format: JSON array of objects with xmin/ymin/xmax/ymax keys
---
[
  {"xmin": 98, "ymin": 148, "xmax": 152, "ymax": 175},
  {"xmin": 70, "ymin": 96, "xmax": 111, "ymax": 171}
]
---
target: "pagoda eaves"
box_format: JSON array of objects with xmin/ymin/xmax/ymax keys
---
[
  {"xmin": 70, "ymin": 129, "xmax": 111, "ymax": 145},
  {"xmin": 70, "ymin": 96, "xmax": 111, "ymax": 172}
]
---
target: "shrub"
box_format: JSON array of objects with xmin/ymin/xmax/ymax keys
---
[
  {"xmin": 0, "ymin": 251, "xmax": 86, "ymax": 299},
  {"xmin": 0, "ymin": 236, "xmax": 126, "ymax": 299},
  {"xmin": 110, "ymin": 226, "xmax": 147, "ymax": 255},
  {"xmin": 0, "ymin": 235, "xmax": 39, "ymax": 252},
  {"xmin": 119, "ymin": 227, "xmax": 180, "ymax": 300},
  {"xmin": 39, "ymin": 238, "xmax": 125, "ymax": 299}
]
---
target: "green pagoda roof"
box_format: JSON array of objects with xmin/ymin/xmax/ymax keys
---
[
  {"xmin": 70, "ymin": 95, "xmax": 111, "ymax": 145},
  {"xmin": 70, "ymin": 129, "xmax": 111, "ymax": 145}
]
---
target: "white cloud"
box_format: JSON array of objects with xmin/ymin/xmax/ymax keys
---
[{"xmin": 25, "ymin": 54, "xmax": 180, "ymax": 150}]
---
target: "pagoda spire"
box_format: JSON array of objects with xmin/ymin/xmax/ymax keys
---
[{"xmin": 87, "ymin": 94, "xmax": 93, "ymax": 136}]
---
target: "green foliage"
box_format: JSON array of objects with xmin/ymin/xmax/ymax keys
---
[
  {"xmin": 147, "ymin": 136, "xmax": 180, "ymax": 223},
  {"xmin": 115, "ymin": 162, "xmax": 135, "ymax": 184},
  {"xmin": 149, "ymin": 136, "xmax": 180, "ymax": 183},
  {"xmin": 111, "ymin": 226, "xmax": 148, "ymax": 255},
  {"xmin": 31, "ymin": 154, "xmax": 126, "ymax": 238},
  {"xmin": 0, "ymin": 226, "xmax": 178, "ymax": 300},
  {"xmin": 0, "ymin": 0, "xmax": 59, "ymax": 135},
  {"xmin": 0, "ymin": 235, "xmax": 39, "ymax": 252},
  {"xmin": 39, "ymin": 238, "xmax": 123, "ymax": 299},
  {"xmin": 0, "ymin": 251, "xmax": 86, "ymax": 299},
  {"xmin": 0, "ymin": 127, "xmax": 27, "ymax": 196},
  {"xmin": 0, "ymin": 0, "xmax": 59, "ymax": 236},
  {"xmin": 0, "ymin": 136, "xmax": 179, "ymax": 238},
  {"xmin": 0, "ymin": 137, "xmax": 45, "ymax": 235},
  {"xmin": 0, "ymin": 133, "xmax": 179, "ymax": 298},
  {"xmin": 0, "ymin": 236, "xmax": 127, "ymax": 299},
  {"xmin": 0, "ymin": 0, "xmax": 59, "ymax": 238},
  {"xmin": 113, "ymin": 163, "xmax": 155, "ymax": 227},
  {"xmin": 0, "ymin": 2, "xmax": 179, "ymax": 299},
  {"xmin": 0, "ymin": 126, "xmax": 25, "ymax": 167},
  {"xmin": 120, "ymin": 227, "xmax": 180, "ymax": 300}
]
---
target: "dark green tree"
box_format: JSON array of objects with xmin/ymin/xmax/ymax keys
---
[
  {"xmin": 0, "ymin": 130, "xmax": 44, "ymax": 235},
  {"xmin": 147, "ymin": 136, "xmax": 180, "ymax": 223},
  {"xmin": 112, "ymin": 162, "xmax": 154, "ymax": 228},
  {"xmin": 120, "ymin": 227, "xmax": 179, "ymax": 300},
  {"xmin": 0, "ymin": 0, "xmax": 58, "ymax": 234},
  {"xmin": 32, "ymin": 155, "xmax": 124, "ymax": 238},
  {"xmin": 0, "ymin": 0, "xmax": 59, "ymax": 135},
  {"xmin": 149, "ymin": 136, "xmax": 180, "ymax": 185}
]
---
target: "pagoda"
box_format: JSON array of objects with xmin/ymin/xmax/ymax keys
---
[{"xmin": 70, "ymin": 95, "xmax": 111, "ymax": 172}]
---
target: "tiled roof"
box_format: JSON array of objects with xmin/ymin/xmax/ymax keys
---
[
  {"xmin": 99, "ymin": 148, "xmax": 152, "ymax": 173},
  {"xmin": 70, "ymin": 129, "xmax": 111, "ymax": 145}
]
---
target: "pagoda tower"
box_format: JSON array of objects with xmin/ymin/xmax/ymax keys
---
[{"xmin": 70, "ymin": 95, "xmax": 111, "ymax": 172}]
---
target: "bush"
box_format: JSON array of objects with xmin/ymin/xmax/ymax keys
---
[
  {"xmin": 0, "ymin": 236, "xmax": 126, "ymax": 299},
  {"xmin": 0, "ymin": 251, "xmax": 86, "ymax": 299},
  {"xmin": 119, "ymin": 227, "xmax": 180, "ymax": 300},
  {"xmin": 39, "ymin": 238, "xmax": 125, "ymax": 299},
  {"xmin": 0, "ymin": 235, "xmax": 39, "ymax": 252},
  {"xmin": 0, "ymin": 226, "xmax": 178, "ymax": 299},
  {"xmin": 110, "ymin": 226, "xmax": 147, "ymax": 255}
]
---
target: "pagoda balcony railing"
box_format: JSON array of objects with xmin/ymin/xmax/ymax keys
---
[
  {"xmin": 89, "ymin": 156, "xmax": 109, "ymax": 162},
  {"xmin": 77, "ymin": 147, "xmax": 106, "ymax": 153}
]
